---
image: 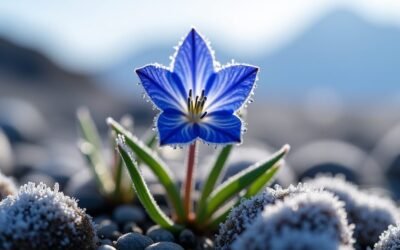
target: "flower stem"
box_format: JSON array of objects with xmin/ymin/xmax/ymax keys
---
[{"xmin": 183, "ymin": 141, "xmax": 197, "ymax": 222}]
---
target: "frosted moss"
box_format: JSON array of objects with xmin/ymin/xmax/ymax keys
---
[
  {"xmin": 232, "ymin": 191, "xmax": 354, "ymax": 250},
  {"xmin": 215, "ymin": 183, "xmax": 318, "ymax": 250},
  {"xmin": 307, "ymin": 175, "xmax": 400, "ymax": 249},
  {"xmin": 0, "ymin": 182, "xmax": 97, "ymax": 250}
]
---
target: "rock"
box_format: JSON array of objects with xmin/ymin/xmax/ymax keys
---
[
  {"xmin": 123, "ymin": 222, "xmax": 143, "ymax": 234},
  {"xmin": 12, "ymin": 143, "xmax": 47, "ymax": 178},
  {"xmin": 98, "ymin": 245, "xmax": 116, "ymax": 250},
  {"xmin": 100, "ymin": 239, "xmax": 113, "ymax": 246},
  {"xmin": 115, "ymin": 233, "xmax": 153, "ymax": 250},
  {"xmin": 196, "ymin": 237, "xmax": 214, "ymax": 250},
  {"xmin": 97, "ymin": 220, "xmax": 119, "ymax": 240},
  {"xmin": 98, "ymin": 244, "xmax": 116, "ymax": 250},
  {"xmin": 19, "ymin": 171, "xmax": 55, "ymax": 187},
  {"xmin": 145, "ymin": 242, "xmax": 184, "ymax": 250},
  {"xmin": 288, "ymin": 140, "xmax": 382, "ymax": 185},
  {"xmin": 113, "ymin": 205, "xmax": 146, "ymax": 225},
  {"xmin": 146, "ymin": 225, "xmax": 175, "ymax": 243},
  {"xmin": 65, "ymin": 168, "xmax": 106, "ymax": 213},
  {"xmin": 0, "ymin": 129, "xmax": 13, "ymax": 174},
  {"xmin": 0, "ymin": 98, "xmax": 46, "ymax": 143},
  {"xmin": 178, "ymin": 229, "xmax": 196, "ymax": 248}
]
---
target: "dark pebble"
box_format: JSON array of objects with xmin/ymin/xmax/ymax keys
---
[
  {"xmin": 94, "ymin": 215, "xmax": 111, "ymax": 225},
  {"xmin": 146, "ymin": 225, "xmax": 175, "ymax": 242},
  {"xmin": 113, "ymin": 205, "xmax": 146, "ymax": 224},
  {"xmin": 196, "ymin": 237, "xmax": 214, "ymax": 250},
  {"xmin": 98, "ymin": 245, "xmax": 116, "ymax": 250},
  {"xmin": 123, "ymin": 222, "xmax": 143, "ymax": 234},
  {"xmin": 145, "ymin": 242, "xmax": 184, "ymax": 250},
  {"xmin": 116, "ymin": 233, "xmax": 153, "ymax": 250},
  {"xmin": 179, "ymin": 229, "xmax": 196, "ymax": 248},
  {"xmin": 100, "ymin": 239, "xmax": 113, "ymax": 246},
  {"xmin": 97, "ymin": 220, "xmax": 119, "ymax": 240}
]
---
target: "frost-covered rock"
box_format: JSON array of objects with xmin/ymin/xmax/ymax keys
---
[
  {"xmin": 269, "ymin": 229, "xmax": 352, "ymax": 250},
  {"xmin": 232, "ymin": 191, "xmax": 354, "ymax": 250},
  {"xmin": 0, "ymin": 172, "xmax": 17, "ymax": 200},
  {"xmin": 307, "ymin": 175, "xmax": 400, "ymax": 249},
  {"xmin": 215, "ymin": 183, "xmax": 318, "ymax": 250},
  {"xmin": 0, "ymin": 182, "xmax": 96, "ymax": 250},
  {"xmin": 374, "ymin": 224, "xmax": 400, "ymax": 250}
]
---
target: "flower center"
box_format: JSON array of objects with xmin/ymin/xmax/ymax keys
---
[{"xmin": 187, "ymin": 89, "xmax": 207, "ymax": 122}]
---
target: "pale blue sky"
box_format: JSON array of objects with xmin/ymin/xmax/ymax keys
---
[{"xmin": 0, "ymin": 0, "xmax": 399, "ymax": 72}]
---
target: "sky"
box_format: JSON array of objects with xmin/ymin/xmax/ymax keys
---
[{"xmin": 0, "ymin": 0, "xmax": 400, "ymax": 72}]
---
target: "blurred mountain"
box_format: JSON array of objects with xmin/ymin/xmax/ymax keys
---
[
  {"xmin": 262, "ymin": 9, "xmax": 400, "ymax": 101},
  {"xmin": 98, "ymin": 9, "xmax": 400, "ymax": 103},
  {"xmin": 0, "ymin": 38, "xmax": 129, "ymax": 136}
]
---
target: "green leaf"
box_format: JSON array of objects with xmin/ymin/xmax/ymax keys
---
[
  {"xmin": 116, "ymin": 138, "xmax": 181, "ymax": 232},
  {"xmin": 196, "ymin": 144, "xmax": 290, "ymax": 222},
  {"xmin": 107, "ymin": 117, "xmax": 185, "ymax": 221},
  {"xmin": 77, "ymin": 108, "xmax": 114, "ymax": 195},
  {"xmin": 245, "ymin": 163, "xmax": 280, "ymax": 198},
  {"xmin": 197, "ymin": 145, "xmax": 232, "ymax": 217}
]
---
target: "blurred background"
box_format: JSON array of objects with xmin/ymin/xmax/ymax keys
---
[{"xmin": 1, "ymin": 0, "xmax": 400, "ymax": 207}]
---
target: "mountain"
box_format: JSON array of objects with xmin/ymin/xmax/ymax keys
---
[
  {"xmin": 260, "ymin": 10, "xmax": 400, "ymax": 101},
  {"xmin": 98, "ymin": 9, "xmax": 400, "ymax": 103}
]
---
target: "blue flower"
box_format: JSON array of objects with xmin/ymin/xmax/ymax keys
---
[{"xmin": 136, "ymin": 28, "xmax": 259, "ymax": 146}]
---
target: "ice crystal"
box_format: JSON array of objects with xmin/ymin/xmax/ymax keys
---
[
  {"xmin": 374, "ymin": 224, "xmax": 400, "ymax": 250},
  {"xmin": 0, "ymin": 182, "xmax": 96, "ymax": 250}
]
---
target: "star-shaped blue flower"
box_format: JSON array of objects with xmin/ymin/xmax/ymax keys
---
[{"xmin": 136, "ymin": 28, "xmax": 259, "ymax": 146}]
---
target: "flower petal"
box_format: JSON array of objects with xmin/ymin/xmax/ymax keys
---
[
  {"xmin": 172, "ymin": 28, "xmax": 215, "ymax": 96},
  {"xmin": 157, "ymin": 111, "xmax": 198, "ymax": 146},
  {"xmin": 136, "ymin": 64, "xmax": 187, "ymax": 112},
  {"xmin": 198, "ymin": 113, "xmax": 242, "ymax": 144},
  {"xmin": 205, "ymin": 65, "xmax": 258, "ymax": 113}
]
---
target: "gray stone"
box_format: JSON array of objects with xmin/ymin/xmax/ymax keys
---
[
  {"xmin": 113, "ymin": 205, "xmax": 146, "ymax": 224},
  {"xmin": 145, "ymin": 242, "xmax": 184, "ymax": 250},
  {"xmin": 146, "ymin": 225, "xmax": 175, "ymax": 243},
  {"xmin": 116, "ymin": 233, "xmax": 153, "ymax": 250}
]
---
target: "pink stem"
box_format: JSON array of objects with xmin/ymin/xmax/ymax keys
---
[{"xmin": 183, "ymin": 141, "xmax": 197, "ymax": 221}]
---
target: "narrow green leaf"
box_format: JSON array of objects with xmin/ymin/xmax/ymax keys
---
[
  {"xmin": 245, "ymin": 163, "xmax": 280, "ymax": 198},
  {"xmin": 197, "ymin": 145, "xmax": 232, "ymax": 217},
  {"xmin": 197, "ymin": 144, "xmax": 290, "ymax": 222},
  {"xmin": 116, "ymin": 138, "xmax": 181, "ymax": 232},
  {"xmin": 77, "ymin": 108, "xmax": 103, "ymax": 151},
  {"xmin": 77, "ymin": 108, "xmax": 114, "ymax": 194},
  {"xmin": 107, "ymin": 117, "xmax": 185, "ymax": 221},
  {"xmin": 205, "ymin": 164, "xmax": 280, "ymax": 229}
]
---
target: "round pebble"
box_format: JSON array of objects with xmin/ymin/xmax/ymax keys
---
[
  {"xmin": 116, "ymin": 233, "xmax": 153, "ymax": 250},
  {"xmin": 113, "ymin": 205, "xmax": 146, "ymax": 224},
  {"xmin": 98, "ymin": 245, "xmax": 116, "ymax": 250},
  {"xmin": 145, "ymin": 242, "xmax": 184, "ymax": 250},
  {"xmin": 196, "ymin": 237, "xmax": 214, "ymax": 250},
  {"xmin": 97, "ymin": 220, "xmax": 119, "ymax": 240},
  {"xmin": 123, "ymin": 222, "xmax": 143, "ymax": 234},
  {"xmin": 146, "ymin": 225, "xmax": 175, "ymax": 242},
  {"xmin": 100, "ymin": 239, "xmax": 113, "ymax": 246},
  {"xmin": 179, "ymin": 229, "xmax": 196, "ymax": 248}
]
